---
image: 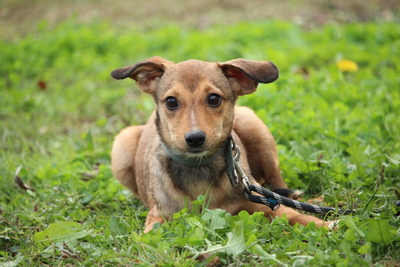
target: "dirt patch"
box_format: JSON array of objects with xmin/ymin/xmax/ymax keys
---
[{"xmin": 1, "ymin": 0, "xmax": 399, "ymax": 38}]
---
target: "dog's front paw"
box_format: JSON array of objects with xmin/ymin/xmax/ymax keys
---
[{"xmin": 327, "ymin": 220, "xmax": 341, "ymax": 230}]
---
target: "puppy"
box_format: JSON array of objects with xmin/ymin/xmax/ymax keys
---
[{"xmin": 111, "ymin": 57, "xmax": 335, "ymax": 233}]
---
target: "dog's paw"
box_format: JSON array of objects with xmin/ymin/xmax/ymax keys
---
[
  {"xmin": 290, "ymin": 189, "xmax": 304, "ymax": 200},
  {"xmin": 327, "ymin": 220, "xmax": 341, "ymax": 230}
]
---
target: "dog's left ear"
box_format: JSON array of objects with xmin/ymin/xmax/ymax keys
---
[{"xmin": 219, "ymin": 59, "xmax": 279, "ymax": 96}]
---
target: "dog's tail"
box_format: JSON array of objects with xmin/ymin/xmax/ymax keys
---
[{"xmin": 269, "ymin": 187, "xmax": 304, "ymax": 200}]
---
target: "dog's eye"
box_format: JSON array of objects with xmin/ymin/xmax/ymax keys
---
[
  {"xmin": 208, "ymin": 94, "xmax": 222, "ymax": 107},
  {"xmin": 165, "ymin": 97, "xmax": 178, "ymax": 110}
]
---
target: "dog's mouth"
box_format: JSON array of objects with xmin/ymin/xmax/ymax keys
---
[
  {"xmin": 184, "ymin": 149, "xmax": 209, "ymax": 158},
  {"xmin": 161, "ymin": 141, "xmax": 225, "ymax": 167},
  {"xmin": 184, "ymin": 144, "xmax": 226, "ymax": 157}
]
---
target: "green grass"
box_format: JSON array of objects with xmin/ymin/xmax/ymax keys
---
[{"xmin": 1, "ymin": 18, "xmax": 399, "ymax": 266}]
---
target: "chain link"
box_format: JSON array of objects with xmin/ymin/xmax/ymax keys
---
[{"xmin": 231, "ymin": 138, "xmax": 251, "ymax": 193}]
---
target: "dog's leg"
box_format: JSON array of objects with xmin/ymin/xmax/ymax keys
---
[
  {"xmin": 111, "ymin": 125, "xmax": 144, "ymax": 196},
  {"xmin": 238, "ymin": 200, "xmax": 336, "ymax": 229},
  {"xmin": 271, "ymin": 205, "xmax": 336, "ymax": 229},
  {"xmin": 144, "ymin": 206, "xmax": 164, "ymax": 233},
  {"xmin": 234, "ymin": 106, "xmax": 287, "ymax": 189}
]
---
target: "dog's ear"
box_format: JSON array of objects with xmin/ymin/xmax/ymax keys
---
[
  {"xmin": 219, "ymin": 59, "xmax": 279, "ymax": 96},
  {"xmin": 111, "ymin": 56, "xmax": 173, "ymax": 94}
]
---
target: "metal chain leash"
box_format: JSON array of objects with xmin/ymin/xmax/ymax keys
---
[
  {"xmin": 228, "ymin": 138, "xmax": 355, "ymax": 215},
  {"xmin": 244, "ymin": 183, "xmax": 355, "ymax": 214}
]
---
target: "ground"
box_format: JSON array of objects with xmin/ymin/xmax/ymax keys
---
[{"xmin": 1, "ymin": 0, "xmax": 399, "ymax": 38}]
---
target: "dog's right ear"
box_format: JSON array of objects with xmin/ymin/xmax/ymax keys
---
[{"xmin": 111, "ymin": 56, "xmax": 173, "ymax": 94}]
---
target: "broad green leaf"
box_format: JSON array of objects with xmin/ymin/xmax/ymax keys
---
[
  {"xmin": 357, "ymin": 242, "xmax": 371, "ymax": 254},
  {"xmin": 203, "ymin": 220, "xmax": 246, "ymax": 257},
  {"xmin": 108, "ymin": 216, "xmax": 128, "ymax": 236},
  {"xmin": 313, "ymin": 250, "xmax": 325, "ymax": 262},
  {"xmin": 204, "ymin": 239, "xmax": 224, "ymax": 253},
  {"xmin": 225, "ymin": 220, "xmax": 246, "ymax": 256},
  {"xmin": 186, "ymin": 216, "xmax": 202, "ymax": 228},
  {"xmin": 202, "ymin": 209, "xmax": 227, "ymax": 231},
  {"xmin": 386, "ymin": 154, "xmax": 400, "ymax": 166},
  {"xmin": 81, "ymin": 193, "xmax": 93, "ymax": 204},
  {"xmin": 85, "ymin": 131, "xmax": 94, "ymax": 152},
  {"xmin": 339, "ymin": 240, "xmax": 352, "ymax": 254},
  {"xmin": 172, "ymin": 208, "xmax": 187, "ymax": 219},
  {"xmin": 246, "ymin": 234, "xmax": 258, "ymax": 246},
  {"xmin": 157, "ymin": 241, "xmax": 170, "ymax": 251},
  {"xmin": 364, "ymin": 219, "xmax": 396, "ymax": 245},
  {"xmin": 88, "ymin": 181, "xmax": 99, "ymax": 192},
  {"xmin": 33, "ymin": 221, "xmax": 88, "ymax": 248},
  {"xmin": 343, "ymin": 216, "xmax": 365, "ymax": 238},
  {"xmin": 188, "ymin": 227, "xmax": 204, "ymax": 242},
  {"xmin": 290, "ymin": 141, "xmax": 313, "ymax": 160},
  {"xmin": 191, "ymin": 195, "xmax": 206, "ymax": 205},
  {"xmin": 251, "ymin": 244, "xmax": 286, "ymax": 266},
  {"xmin": 238, "ymin": 210, "xmax": 250, "ymax": 221}
]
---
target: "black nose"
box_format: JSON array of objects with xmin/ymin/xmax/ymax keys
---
[{"xmin": 185, "ymin": 130, "xmax": 206, "ymax": 148}]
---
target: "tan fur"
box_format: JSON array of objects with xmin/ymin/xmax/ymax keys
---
[{"xmin": 111, "ymin": 57, "xmax": 335, "ymax": 233}]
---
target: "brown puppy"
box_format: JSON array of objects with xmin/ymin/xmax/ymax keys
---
[{"xmin": 111, "ymin": 56, "xmax": 335, "ymax": 233}]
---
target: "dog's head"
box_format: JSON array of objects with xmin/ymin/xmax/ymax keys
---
[{"xmin": 111, "ymin": 57, "xmax": 278, "ymax": 160}]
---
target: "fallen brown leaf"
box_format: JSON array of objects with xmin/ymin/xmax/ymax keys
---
[
  {"xmin": 80, "ymin": 162, "xmax": 100, "ymax": 181},
  {"xmin": 38, "ymin": 80, "xmax": 47, "ymax": 90},
  {"xmin": 14, "ymin": 166, "xmax": 35, "ymax": 192}
]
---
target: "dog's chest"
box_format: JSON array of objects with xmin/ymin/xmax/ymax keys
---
[{"xmin": 164, "ymin": 157, "xmax": 237, "ymax": 200}]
